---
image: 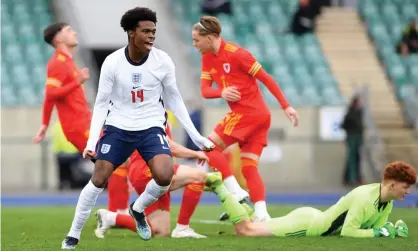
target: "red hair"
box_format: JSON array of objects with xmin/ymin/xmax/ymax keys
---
[{"xmin": 383, "ymin": 161, "xmax": 417, "ymax": 185}]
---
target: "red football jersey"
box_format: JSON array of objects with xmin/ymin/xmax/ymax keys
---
[
  {"xmin": 41, "ymin": 49, "xmax": 91, "ymax": 133},
  {"xmin": 128, "ymin": 125, "xmax": 172, "ymax": 178},
  {"xmin": 201, "ymin": 39, "xmax": 270, "ymax": 115}
]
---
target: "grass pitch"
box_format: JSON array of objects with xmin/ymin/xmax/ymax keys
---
[{"xmin": 2, "ymin": 205, "xmax": 418, "ymax": 251}]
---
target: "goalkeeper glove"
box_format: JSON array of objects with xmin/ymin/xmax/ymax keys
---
[
  {"xmin": 395, "ymin": 220, "xmax": 408, "ymax": 238},
  {"xmin": 374, "ymin": 222, "xmax": 396, "ymax": 238}
]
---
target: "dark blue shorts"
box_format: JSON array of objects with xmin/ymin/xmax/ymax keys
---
[{"xmin": 96, "ymin": 125, "xmax": 171, "ymax": 167}]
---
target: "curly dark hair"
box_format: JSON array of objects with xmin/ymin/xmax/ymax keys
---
[
  {"xmin": 120, "ymin": 7, "xmax": 157, "ymax": 32},
  {"xmin": 383, "ymin": 161, "xmax": 417, "ymax": 185}
]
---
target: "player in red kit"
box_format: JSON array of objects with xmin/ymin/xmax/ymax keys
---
[
  {"xmin": 33, "ymin": 22, "xmax": 129, "ymax": 214},
  {"xmin": 94, "ymin": 125, "xmax": 215, "ymax": 238},
  {"xmin": 33, "ymin": 22, "xmax": 91, "ymax": 150},
  {"xmin": 192, "ymin": 16, "xmax": 299, "ymax": 222}
]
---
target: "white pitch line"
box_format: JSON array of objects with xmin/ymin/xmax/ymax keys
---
[{"xmin": 191, "ymin": 219, "xmax": 232, "ymax": 225}]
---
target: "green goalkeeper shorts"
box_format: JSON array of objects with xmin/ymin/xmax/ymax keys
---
[{"xmin": 268, "ymin": 207, "xmax": 327, "ymax": 237}]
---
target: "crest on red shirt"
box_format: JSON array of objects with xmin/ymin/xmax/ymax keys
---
[{"xmin": 223, "ymin": 63, "xmax": 230, "ymax": 73}]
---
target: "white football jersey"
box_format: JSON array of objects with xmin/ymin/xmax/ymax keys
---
[{"xmin": 99, "ymin": 46, "xmax": 175, "ymax": 131}]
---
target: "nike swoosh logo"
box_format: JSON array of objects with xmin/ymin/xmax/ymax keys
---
[
  {"xmin": 132, "ymin": 86, "xmax": 140, "ymax": 89},
  {"xmin": 162, "ymin": 146, "xmax": 169, "ymax": 150}
]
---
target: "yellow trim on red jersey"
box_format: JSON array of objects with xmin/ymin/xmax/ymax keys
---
[
  {"xmin": 187, "ymin": 183, "xmax": 204, "ymax": 192},
  {"xmin": 45, "ymin": 78, "xmax": 62, "ymax": 87},
  {"xmin": 57, "ymin": 54, "xmax": 66, "ymax": 62},
  {"xmin": 248, "ymin": 61, "xmax": 262, "ymax": 76},
  {"xmin": 224, "ymin": 43, "xmax": 238, "ymax": 52},
  {"xmin": 200, "ymin": 72, "xmax": 212, "ymax": 80}
]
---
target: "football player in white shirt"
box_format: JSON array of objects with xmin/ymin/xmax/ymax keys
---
[{"xmin": 62, "ymin": 7, "xmax": 214, "ymax": 249}]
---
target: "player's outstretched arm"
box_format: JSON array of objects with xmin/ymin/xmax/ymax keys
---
[
  {"xmin": 33, "ymin": 97, "xmax": 55, "ymax": 143},
  {"xmin": 254, "ymin": 69, "xmax": 299, "ymax": 126},
  {"xmin": 340, "ymin": 203, "xmax": 375, "ymax": 238},
  {"xmin": 41, "ymin": 98, "xmax": 54, "ymax": 128},
  {"xmin": 85, "ymin": 57, "xmax": 114, "ymax": 156},
  {"xmin": 162, "ymin": 57, "xmax": 214, "ymax": 151},
  {"xmin": 255, "ymin": 69, "xmax": 289, "ymax": 109},
  {"xmin": 168, "ymin": 138, "xmax": 208, "ymax": 161},
  {"xmin": 341, "ymin": 201, "xmax": 395, "ymax": 238},
  {"xmin": 238, "ymin": 48, "xmax": 299, "ymax": 126}
]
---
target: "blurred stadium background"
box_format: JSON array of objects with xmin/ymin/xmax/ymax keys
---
[{"xmin": 1, "ymin": 0, "xmax": 418, "ymax": 206}]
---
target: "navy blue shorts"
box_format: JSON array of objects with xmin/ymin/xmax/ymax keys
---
[{"xmin": 96, "ymin": 125, "xmax": 171, "ymax": 167}]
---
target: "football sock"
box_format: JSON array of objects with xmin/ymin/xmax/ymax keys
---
[
  {"xmin": 115, "ymin": 213, "xmax": 136, "ymax": 232},
  {"xmin": 104, "ymin": 210, "xmax": 117, "ymax": 226},
  {"xmin": 224, "ymin": 176, "xmax": 249, "ymax": 201},
  {"xmin": 177, "ymin": 183, "xmax": 204, "ymax": 225},
  {"xmin": 216, "ymin": 185, "xmax": 248, "ymax": 224},
  {"xmin": 174, "ymin": 223, "xmax": 189, "ymax": 231},
  {"xmin": 254, "ymin": 201, "xmax": 269, "ymax": 218},
  {"xmin": 68, "ymin": 180, "xmax": 104, "ymax": 239},
  {"xmin": 241, "ymin": 159, "xmax": 266, "ymax": 203},
  {"xmin": 132, "ymin": 179, "xmax": 169, "ymax": 213},
  {"xmin": 107, "ymin": 171, "xmax": 129, "ymax": 212},
  {"xmin": 205, "ymin": 146, "xmax": 233, "ymax": 178},
  {"xmin": 116, "ymin": 208, "xmax": 129, "ymax": 215}
]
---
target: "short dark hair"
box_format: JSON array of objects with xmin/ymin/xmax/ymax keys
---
[
  {"xmin": 120, "ymin": 7, "xmax": 157, "ymax": 32},
  {"xmin": 43, "ymin": 22, "xmax": 68, "ymax": 46}
]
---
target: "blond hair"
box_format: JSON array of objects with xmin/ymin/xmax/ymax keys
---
[{"xmin": 193, "ymin": 16, "xmax": 222, "ymax": 36}]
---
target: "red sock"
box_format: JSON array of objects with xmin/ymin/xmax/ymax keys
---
[
  {"xmin": 205, "ymin": 146, "xmax": 233, "ymax": 179},
  {"xmin": 115, "ymin": 214, "xmax": 136, "ymax": 232},
  {"xmin": 241, "ymin": 158, "xmax": 265, "ymax": 202},
  {"xmin": 108, "ymin": 169, "xmax": 129, "ymax": 212},
  {"xmin": 177, "ymin": 183, "xmax": 204, "ymax": 225}
]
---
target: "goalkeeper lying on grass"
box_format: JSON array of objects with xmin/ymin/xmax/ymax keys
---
[{"xmin": 208, "ymin": 161, "xmax": 416, "ymax": 238}]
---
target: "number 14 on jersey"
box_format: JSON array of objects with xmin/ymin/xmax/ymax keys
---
[{"xmin": 131, "ymin": 90, "xmax": 144, "ymax": 103}]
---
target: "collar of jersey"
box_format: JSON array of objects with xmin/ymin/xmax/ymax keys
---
[
  {"xmin": 124, "ymin": 46, "xmax": 149, "ymax": 66},
  {"xmin": 55, "ymin": 49, "xmax": 72, "ymax": 59},
  {"xmin": 375, "ymin": 183, "xmax": 388, "ymax": 211},
  {"xmin": 217, "ymin": 38, "xmax": 226, "ymax": 55}
]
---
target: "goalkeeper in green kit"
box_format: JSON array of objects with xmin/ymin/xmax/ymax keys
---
[{"xmin": 207, "ymin": 161, "xmax": 416, "ymax": 238}]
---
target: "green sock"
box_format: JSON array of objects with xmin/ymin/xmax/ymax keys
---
[
  {"xmin": 220, "ymin": 193, "xmax": 249, "ymax": 224},
  {"xmin": 213, "ymin": 183, "xmax": 229, "ymax": 201}
]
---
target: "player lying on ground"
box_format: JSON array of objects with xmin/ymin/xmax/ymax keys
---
[
  {"xmin": 62, "ymin": 7, "xmax": 214, "ymax": 249},
  {"xmin": 35, "ymin": 22, "xmax": 131, "ymax": 215},
  {"xmin": 95, "ymin": 158, "xmax": 214, "ymax": 238},
  {"xmin": 210, "ymin": 161, "xmax": 416, "ymax": 238},
  {"xmin": 192, "ymin": 16, "xmax": 299, "ymax": 222},
  {"xmin": 95, "ymin": 126, "xmax": 214, "ymax": 238}
]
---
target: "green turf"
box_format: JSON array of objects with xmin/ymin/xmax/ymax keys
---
[{"xmin": 2, "ymin": 205, "xmax": 418, "ymax": 251}]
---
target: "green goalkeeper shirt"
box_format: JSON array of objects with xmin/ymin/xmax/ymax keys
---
[{"xmin": 319, "ymin": 183, "xmax": 393, "ymax": 237}]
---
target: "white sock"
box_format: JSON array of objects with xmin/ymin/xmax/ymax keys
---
[
  {"xmin": 254, "ymin": 201, "xmax": 269, "ymax": 218},
  {"xmin": 106, "ymin": 211, "xmax": 117, "ymax": 226},
  {"xmin": 223, "ymin": 176, "xmax": 249, "ymax": 200},
  {"xmin": 175, "ymin": 223, "xmax": 189, "ymax": 230},
  {"xmin": 68, "ymin": 180, "xmax": 103, "ymax": 239},
  {"xmin": 132, "ymin": 179, "xmax": 169, "ymax": 213},
  {"xmin": 116, "ymin": 208, "xmax": 129, "ymax": 215}
]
